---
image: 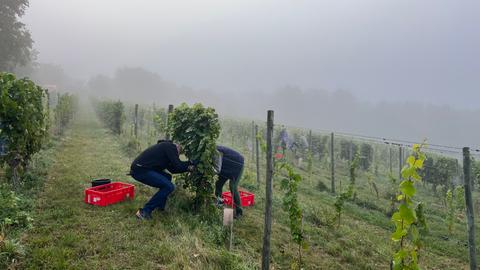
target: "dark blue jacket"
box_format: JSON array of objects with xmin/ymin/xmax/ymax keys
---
[
  {"xmin": 131, "ymin": 142, "xmax": 190, "ymax": 174},
  {"xmin": 217, "ymin": 145, "xmax": 244, "ymax": 179}
]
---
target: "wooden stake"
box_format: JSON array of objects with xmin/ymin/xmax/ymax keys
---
[
  {"xmin": 331, "ymin": 132, "xmax": 335, "ymax": 194},
  {"xmin": 399, "ymin": 146, "xmax": 402, "ymax": 180},
  {"xmin": 165, "ymin": 104, "xmax": 173, "ymax": 140},
  {"xmin": 134, "ymin": 104, "xmax": 138, "ymax": 138},
  {"xmin": 389, "ymin": 146, "xmax": 393, "ymax": 175},
  {"xmin": 463, "ymin": 147, "xmax": 477, "ymax": 270},
  {"xmin": 255, "ymin": 124, "xmax": 260, "ymax": 187},
  {"xmin": 252, "ymin": 121, "xmax": 255, "ymax": 162},
  {"xmin": 261, "ymin": 110, "xmax": 274, "ymax": 270}
]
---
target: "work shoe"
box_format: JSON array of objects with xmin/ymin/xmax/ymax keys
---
[
  {"xmin": 234, "ymin": 208, "xmax": 243, "ymax": 219},
  {"xmin": 215, "ymin": 197, "xmax": 224, "ymax": 208},
  {"xmin": 135, "ymin": 208, "xmax": 152, "ymax": 220}
]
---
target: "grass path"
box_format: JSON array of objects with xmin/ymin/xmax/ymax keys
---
[{"xmin": 21, "ymin": 115, "xmax": 249, "ymax": 269}]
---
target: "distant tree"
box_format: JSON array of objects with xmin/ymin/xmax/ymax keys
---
[
  {"xmin": 422, "ymin": 156, "xmax": 456, "ymax": 194},
  {"xmin": 87, "ymin": 74, "xmax": 113, "ymax": 96},
  {"xmin": 0, "ymin": 0, "xmax": 33, "ymax": 71}
]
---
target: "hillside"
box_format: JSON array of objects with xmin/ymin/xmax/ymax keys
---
[{"xmin": 15, "ymin": 108, "xmax": 479, "ymax": 269}]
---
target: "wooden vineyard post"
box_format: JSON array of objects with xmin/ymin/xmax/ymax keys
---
[
  {"xmin": 146, "ymin": 106, "xmax": 151, "ymax": 138},
  {"xmin": 398, "ymin": 146, "xmax": 402, "ymax": 180},
  {"xmin": 134, "ymin": 104, "xmax": 139, "ymax": 138},
  {"xmin": 255, "ymin": 124, "xmax": 260, "ymax": 188},
  {"xmin": 46, "ymin": 89, "xmax": 50, "ymax": 112},
  {"xmin": 349, "ymin": 140, "xmax": 353, "ymax": 163},
  {"xmin": 463, "ymin": 147, "xmax": 477, "ymax": 270},
  {"xmin": 389, "ymin": 146, "xmax": 393, "ymax": 175},
  {"xmin": 56, "ymin": 92, "xmax": 61, "ymax": 135},
  {"xmin": 308, "ymin": 130, "xmax": 313, "ymax": 183},
  {"xmin": 165, "ymin": 104, "xmax": 174, "ymax": 140},
  {"xmin": 252, "ymin": 121, "xmax": 255, "ymax": 163},
  {"xmin": 331, "ymin": 132, "xmax": 335, "ymax": 194},
  {"xmin": 261, "ymin": 110, "xmax": 274, "ymax": 270}
]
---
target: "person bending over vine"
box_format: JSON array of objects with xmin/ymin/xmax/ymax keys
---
[
  {"xmin": 130, "ymin": 140, "xmax": 195, "ymax": 220},
  {"xmin": 214, "ymin": 145, "xmax": 245, "ymax": 219}
]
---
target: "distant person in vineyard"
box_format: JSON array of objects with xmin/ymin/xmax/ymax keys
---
[
  {"xmin": 214, "ymin": 145, "xmax": 245, "ymax": 219},
  {"xmin": 130, "ymin": 140, "xmax": 195, "ymax": 220},
  {"xmin": 279, "ymin": 126, "xmax": 289, "ymax": 154}
]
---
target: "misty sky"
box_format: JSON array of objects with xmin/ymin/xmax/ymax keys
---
[{"xmin": 24, "ymin": 0, "xmax": 479, "ymax": 109}]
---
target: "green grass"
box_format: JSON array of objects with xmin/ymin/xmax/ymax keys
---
[{"xmin": 18, "ymin": 110, "xmax": 479, "ymax": 269}]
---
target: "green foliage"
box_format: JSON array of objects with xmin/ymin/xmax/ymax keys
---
[
  {"xmin": 310, "ymin": 133, "xmax": 329, "ymax": 161},
  {"xmin": 0, "ymin": 237, "xmax": 25, "ymax": 270},
  {"xmin": 122, "ymin": 137, "xmax": 141, "ymax": 157},
  {"xmin": 152, "ymin": 107, "xmax": 167, "ymax": 135},
  {"xmin": 277, "ymin": 161, "xmax": 306, "ymax": 269},
  {"xmin": 220, "ymin": 119, "xmax": 253, "ymax": 151},
  {"xmin": 0, "ymin": 0, "xmax": 33, "ymax": 71},
  {"xmin": 472, "ymin": 159, "xmax": 480, "ymax": 188},
  {"xmin": 445, "ymin": 186, "xmax": 465, "ymax": 235},
  {"xmin": 340, "ymin": 140, "xmax": 357, "ymax": 161},
  {"xmin": 446, "ymin": 189, "xmax": 454, "ymax": 234},
  {"xmin": 421, "ymin": 155, "xmax": 456, "ymax": 193},
  {"xmin": 391, "ymin": 144, "xmax": 427, "ymax": 270},
  {"xmin": 307, "ymin": 150, "xmax": 313, "ymax": 180},
  {"xmin": 366, "ymin": 172, "xmax": 379, "ymax": 199},
  {"xmin": 93, "ymin": 100, "xmax": 125, "ymax": 135},
  {"xmin": 0, "ymin": 72, "xmax": 48, "ymax": 185},
  {"xmin": 454, "ymin": 186, "xmax": 465, "ymax": 211},
  {"xmin": 334, "ymin": 154, "xmax": 359, "ymax": 226},
  {"xmin": 0, "ymin": 185, "xmax": 33, "ymax": 230},
  {"xmin": 168, "ymin": 103, "xmax": 221, "ymax": 211},
  {"xmin": 54, "ymin": 93, "xmax": 77, "ymax": 135},
  {"xmin": 359, "ymin": 143, "xmax": 373, "ymax": 170}
]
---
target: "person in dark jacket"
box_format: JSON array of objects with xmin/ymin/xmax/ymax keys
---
[
  {"xmin": 214, "ymin": 145, "xmax": 244, "ymax": 218},
  {"xmin": 130, "ymin": 140, "xmax": 194, "ymax": 220}
]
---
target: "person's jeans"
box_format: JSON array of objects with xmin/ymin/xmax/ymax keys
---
[
  {"xmin": 215, "ymin": 167, "xmax": 244, "ymax": 216},
  {"xmin": 131, "ymin": 167, "xmax": 175, "ymax": 214}
]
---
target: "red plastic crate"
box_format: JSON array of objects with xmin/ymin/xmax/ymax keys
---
[
  {"xmin": 222, "ymin": 191, "xmax": 255, "ymax": 208},
  {"xmin": 84, "ymin": 182, "xmax": 135, "ymax": 206}
]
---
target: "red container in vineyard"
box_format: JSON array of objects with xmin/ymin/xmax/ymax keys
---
[
  {"xmin": 222, "ymin": 191, "xmax": 255, "ymax": 208},
  {"xmin": 84, "ymin": 182, "xmax": 135, "ymax": 206}
]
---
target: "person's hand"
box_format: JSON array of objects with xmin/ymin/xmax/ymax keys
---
[{"xmin": 190, "ymin": 159, "xmax": 200, "ymax": 166}]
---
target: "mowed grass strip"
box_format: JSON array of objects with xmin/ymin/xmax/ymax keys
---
[{"xmin": 22, "ymin": 116, "xmax": 249, "ymax": 270}]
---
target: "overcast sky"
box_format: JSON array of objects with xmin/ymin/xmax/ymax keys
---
[{"xmin": 24, "ymin": 0, "xmax": 479, "ymax": 109}]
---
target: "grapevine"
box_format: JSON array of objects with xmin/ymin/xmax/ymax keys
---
[
  {"xmin": 390, "ymin": 143, "xmax": 428, "ymax": 270},
  {"xmin": 334, "ymin": 154, "xmax": 359, "ymax": 227},
  {"xmin": 168, "ymin": 103, "xmax": 221, "ymax": 212},
  {"xmin": 277, "ymin": 160, "xmax": 306, "ymax": 269},
  {"xmin": 0, "ymin": 73, "xmax": 48, "ymax": 186}
]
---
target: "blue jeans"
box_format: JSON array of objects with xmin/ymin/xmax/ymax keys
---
[{"xmin": 131, "ymin": 168, "xmax": 175, "ymax": 214}]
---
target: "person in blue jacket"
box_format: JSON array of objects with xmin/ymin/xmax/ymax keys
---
[
  {"xmin": 130, "ymin": 140, "xmax": 195, "ymax": 220},
  {"xmin": 214, "ymin": 145, "xmax": 245, "ymax": 218}
]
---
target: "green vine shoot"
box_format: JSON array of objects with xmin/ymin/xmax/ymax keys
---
[
  {"xmin": 277, "ymin": 160, "xmax": 306, "ymax": 269},
  {"xmin": 334, "ymin": 154, "xmax": 359, "ymax": 227},
  {"xmin": 390, "ymin": 143, "xmax": 428, "ymax": 270}
]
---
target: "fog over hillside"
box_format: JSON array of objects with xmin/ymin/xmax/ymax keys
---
[
  {"xmin": 87, "ymin": 68, "xmax": 480, "ymax": 150},
  {"xmin": 16, "ymin": 0, "xmax": 480, "ymax": 149}
]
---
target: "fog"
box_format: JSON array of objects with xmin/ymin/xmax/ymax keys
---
[{"xmin": 18, "ymin": 0, "xmax": 480, "ymax": 148}]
